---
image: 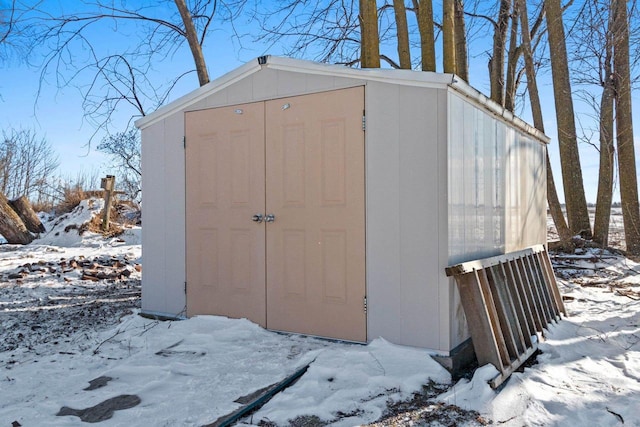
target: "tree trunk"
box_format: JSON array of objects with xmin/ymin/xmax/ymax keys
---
[
  {"xmin": 443, "ymin": 0, "xmax": 456, "ymax": 73},
  {"xmin": 504, "ymin": 5, "xmax": 520, "ymax": 112},
  {"xmin": 359, "ymin": 0, "xmax": 381, "ymax": 68},
  {"xmin": 0, "ymin": 192, "xmax": 33, "ymax": 244},
  {"xmin": 9, "ymin": 195, "xmax": 46, "ymax": 234},
  {"xmin": 518, "ymin": 0, "xmax": 573, "ymax": 249},
  {"xmin": 413, "ymin": 0, "xmax": 436, "ymax": 71},
  {"xmin": 393, "ymin": 0, "xmax": 411, "ymax": 69},
  {"xmin": 490, "ymin": 0, "xmax": 511, "ymax": 106},
  {"xmin": 174, "ymin": 0, "xmax": 210, "ymax": 87},
  {"xmin": 612, "ymin": 0, "xmax": 640, "ymax": 254},
  {"xmin": 454, "ymin": 0, "xmax": 468, "ymax": 80},
  {"xmin": 593, "ymin": 44, "xmax": 615, "ymax": 246},
  {"xmin": 546, "ymin": 0, "xmax": 592, "ymax": 238}
]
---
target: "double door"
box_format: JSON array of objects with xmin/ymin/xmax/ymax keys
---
[{"xmin": 185, "ymin": 87, "xmax": 366, "ymax": 342}]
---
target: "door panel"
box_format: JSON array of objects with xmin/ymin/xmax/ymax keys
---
[
  {"xmin": 185, "ymin": 103, "xmax": 266, "ymax": 326},
  {"xmin": 265, "ymin": 87, "xmax": 366, "ymax": 342}
]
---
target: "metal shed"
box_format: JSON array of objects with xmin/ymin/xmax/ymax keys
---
[{"xmin": 135, "ymin": 56, "xmax": 548, "ymax": 364}]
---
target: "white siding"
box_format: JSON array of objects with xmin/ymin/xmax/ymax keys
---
[
  {"xmin": 141, "ymin": 122, "xmax": 166, "ymax": 314},
  {"xmin": 140, "ymin": 117, "xmax": 186, "ymax": 317},
  {"xmin": 447, "ymin": 91, "xmax": 546, "ymax": 263},
  {"xmin": 366, "ymin": 83, "xmax": 449, "ymax": 352}
]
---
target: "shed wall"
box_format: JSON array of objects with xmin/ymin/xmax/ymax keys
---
[
  {"xmin": 446, "ymin": 91, "xmax": 547, "ymax": 347},
  {"xmin": 364, "ymin": 82, "xmax": 450, "ymax": 352},
  {"xmin": 140, "ymin": 114, "xmax": 187, "ymax": 316}
]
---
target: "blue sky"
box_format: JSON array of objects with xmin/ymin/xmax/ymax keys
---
[{"xmin": 1, "ymin": 1, "xmax": 638, "ymax": 202}]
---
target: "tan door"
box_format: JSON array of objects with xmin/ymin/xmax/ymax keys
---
[
  {"xmin": 265, "ymin": 87, "xmax": 366, "ymax": 342},
  {"xmin": 185, "ymin": 102, "xmax": 266, "ymax": 326}
]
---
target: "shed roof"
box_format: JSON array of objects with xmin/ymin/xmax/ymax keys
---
[{"xmin": 135, "ymin": 55, "xmax": 548, "ymax": 143}]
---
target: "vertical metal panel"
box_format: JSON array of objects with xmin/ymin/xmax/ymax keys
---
[
  {"xmin": 163, "ymin": 113, "xmax": 187, "ymax": 315},
  {"xmin": 366, "ymin": 83, "xmax": 450, "ymax": 351},
  {"xmin": 449, "ymin": 93, "xmax": 527, "ymax": 265},
  {"xmin": 398, "ymin": 85, "xmax": 442, "ymax": 348},
  {"xmin": 438, "ymin": 89, "xmax": 459, "ymax": 351},
  {"xmin": 140, "ymin": 114, "xmax": 187, "ymax": 317},
  {"xmin": 446, "ymin": 90, "xmax": 547, "ymax": 354},
  {"xmin": 448, "ymin": 94, "xmax": 465, "ymax": 262},
  {"xmin": 225, "ymin": 75, "xmax": 253, "ymax": 104},
  {"xmin": 140, "ymin": 122, "xmax": 168, "ymax": 314},
  {"xmin": 494, "ymin": 123, "xmax": 506, "ymax": 251},
  {"xmin": 365, "ymin": 82, "xmax": 403, "ymax": 344}
]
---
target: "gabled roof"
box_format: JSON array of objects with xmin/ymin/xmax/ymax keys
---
[{"xmin": 135, "ymin": 55, "xmax": 548, "ymax": 143}]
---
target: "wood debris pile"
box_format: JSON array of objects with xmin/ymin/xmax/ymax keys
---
[{"xmin": 3, "ymin": 255, "xmax": 141, "ymax": 285}]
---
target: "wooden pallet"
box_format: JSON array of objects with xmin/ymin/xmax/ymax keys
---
[{"xmin": 446, "ymin": 244, "xmax": 566, "ymax": 388}]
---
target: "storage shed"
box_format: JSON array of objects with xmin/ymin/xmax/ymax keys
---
[{"xmin": 135, "ymin": 56, "xmax": 548, "ymax": 363}]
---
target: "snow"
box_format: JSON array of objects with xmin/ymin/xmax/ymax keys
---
[{"xmin": 1, "ymin": 202, "xmax": 640, "ymax": 426}]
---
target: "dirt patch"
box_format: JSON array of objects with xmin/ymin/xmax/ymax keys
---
[
  {"xmin": 56, "ymin": 394, "xmax": 141, "ymax": 423},
  {"xmin": 364, "ymin": 381, "xmax": 489, "ymax": 427},
  {"xmin": 83, "ymin": 376, "xmax": 114, "ymax": 391}
]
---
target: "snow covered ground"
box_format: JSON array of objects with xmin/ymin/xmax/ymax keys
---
[{"xmin": 1, "ymin": 202, "xmax": 639, "ymax": 426}]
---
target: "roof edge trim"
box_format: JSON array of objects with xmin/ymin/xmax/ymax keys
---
[{"xmin": 448, "ymin": 78, "xmax": 550, "ymax": 144}]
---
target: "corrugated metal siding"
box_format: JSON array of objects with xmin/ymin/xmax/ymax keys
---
[{"xmin": 447, "ymin": 91, "xmax": 546, "ymax": 265}]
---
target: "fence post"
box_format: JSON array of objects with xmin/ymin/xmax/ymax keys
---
[{"xmin": 101, "ymin": 175, "xmax": 116, "ymax": 231}]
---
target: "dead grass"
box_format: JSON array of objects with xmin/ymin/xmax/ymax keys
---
[
  {"xmin": 84, "ymin": 211, "xmax": 125, "ymax": 238},
  {"xmin": 55, "ymin": 186, "xmax": 88, "ymax": 215}
]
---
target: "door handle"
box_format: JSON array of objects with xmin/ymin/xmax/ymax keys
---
[
  {"xmin": 265, "ymin": 214, "xmax": 275, "ymax": 223},
  {"xmin": 251, "ymin": 214, "xmax": 264, "ymax": 223}
]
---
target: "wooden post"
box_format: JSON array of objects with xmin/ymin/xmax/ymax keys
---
[{"xmin": 101, "ymin": 175, "xmax": 116, "ymax": 232}]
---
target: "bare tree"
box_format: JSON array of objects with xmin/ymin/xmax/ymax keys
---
[
  {"xmin": 174, "ymin": 0, "xmax": 210, "ymax": 86},
  {"xmin": 443, "ymin": 0, "xmax": 456, "ymax": 73},
  {"xmin": 453, "ymin": 0, "xmax": 468, "ymax": 79},
  {"xmin": 504, "ymin": 3, "xmax": 520, "ymax": 112},
  {"xmin": 0, "ymin": 128, "xmax": 59, "ymax": 204},
  {"xmin": 412, "ymin": 0, "xmax": 436, "ymax": 71},
  {"xmin": 97, "ymin": 129, "xmax": 141, "ymax": 202},
  {"xmin": 393, "ymin": 0, "xmax": 411, "ymax": 69},
  {"xmin": 253, "ymin": 1, "xmax": 363, "ymax": 65},
  {"xmin": 0, "ymin": 1, "xmax": 39, "ymax": 64},
  {"xmin": 516, "ymin": 0, "xmax": 573, "ymax": 249},
  {"xmin": 568, "ymin": 0, "xmax": 616, "ymax": 246},
  {"xmin": 0, "ymin": 1, "xmax": 15, "ymax": 47},
  {"xmin": 489, "ymin": 0, "xmax": 510, "ymax": 105},
  {"xmin": 360, "ymin": 0, "xmax": 381, "ymax": 67},
  {"xmin": 546, "ymin": 0, "xmax": 592, "ymax": 238},
  {"xmin": 612, "ymin": 0, "xmax": 640, "ymax": 253},
  {"xmin": 15, "ymin": 0, "xmax": 246, "ymax": 134},
  {"xmin": 0, "ymin": 0, "xmax": 17, "ymax": 61}
]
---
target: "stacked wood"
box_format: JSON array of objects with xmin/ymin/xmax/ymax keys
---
[
  {"xmin": 0, "ymin": 192, "xmax": 34, "ymax": 244},
  {"xmin": 10, "ymin": 195, "xmax": 46, "ymax": 233}
]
